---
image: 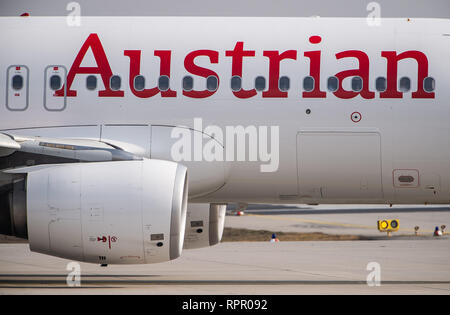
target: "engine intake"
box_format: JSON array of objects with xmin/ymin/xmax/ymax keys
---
[{"xmin": 9, "ymin": 180, "xmax": 27, "ymax": 239}]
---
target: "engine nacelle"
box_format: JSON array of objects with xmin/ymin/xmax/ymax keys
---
[
  {"xmin": 184, "ymin": 203, "xmax": 226, "ymax": 249},
  {"xmin": 23, "ymin": 159, "xmax": 187, "ymax": 264}
]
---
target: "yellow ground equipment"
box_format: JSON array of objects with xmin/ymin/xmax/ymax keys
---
[{"xmin": 377, "ymin": 219, "xmax": 399, "ymax": 237}]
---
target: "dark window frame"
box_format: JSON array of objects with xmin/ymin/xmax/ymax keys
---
[
  {"xmin": 255, "ymin": 76, "xmax": 266, "ymax": 92},
  {"xmin": 11, "ymin": 74, "xmax": 24, "ymax": 91},
  {"xmin": 206, "ymin": 75, "xmax": 218, "ymax": 92},
  {"xmin": 110, "ymin": 75, "xmax": 122, "ymax": 91},
  {"xmin": 158, "ymin": 75, "xmax": 170, "ymax": 92},
  {"xmin": 231, "ymin": 75, "xmax": 242, "ymax": 92},
  {"xmin": 375, "ymin": 77, "xmax": 387, "ymax": 92},
  {"xmin": 303, "ymin": 76, "xmax": 315, "ymax": 92},
  {"xmin": 134, "ymin": 75, "xmax": 146, "ymax": 91},
  {"xmin": 399, "ymin": 77, "xmax": 411, "ymax": 92},
  {"xmin": 86, "ymin": 75, "xmax": 97, "ymax": 91},
  {"xmin": 183, "ymin": 75, "xmax": 194, "ymax": 91},
  {"xmin": 351, "ymin": 76, "xmax": 363, "ymax": 92},
  {"xmin": 423, "ymin": 77, "xmax": 435, "ymax": 93},
  {"xmin": 279, "ymin": 76, "xmax": 290, "ymax": 92},
  {"xmin": 327, "ymin": 76, "xmax": 339, "ymax": 92}
]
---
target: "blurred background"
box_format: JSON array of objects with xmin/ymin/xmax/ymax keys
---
[{"xmin": 1, "ymin": 0, "xmax": 449, "ymax": 18}]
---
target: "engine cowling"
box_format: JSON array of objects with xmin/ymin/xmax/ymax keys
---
[
  {"xmin": 184, "ymin": 203, "xmax": 226, "ymax": 249},
  {"xmin": 22, "ymin": 159, "xmax": 187, "ymax": 264}
]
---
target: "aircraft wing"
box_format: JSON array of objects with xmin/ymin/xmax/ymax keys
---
[
  {"xmin": 0, "ymin": 133, "xmax": 20, "ymax": 149},
  {"xmin": 0, "ymin": 132, "xmax": 139, "ymax": 162}
]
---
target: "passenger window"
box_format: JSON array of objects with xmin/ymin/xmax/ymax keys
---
[
  {"xmin": 351, "ymin": 76, "xmax": 363, "ymax": 92},
  {"xmin": 206, "ymin": 75, "xmax": 218, "ymax": 92},
  {"xmin": 424, "ymin": 77, "xmax": 435, "ymax": 92},
  {"xmin": 49, "ymin": 75, "xmax": 61, "ymax": 91},
  {"xmin": 399, "ymin": 77, "xmax": 411, "ymax": 92},
  {"xmin": 327, "ymin": 76, "xmax": 338, "ymax": 92},
  {"xmin": 231, "ymin": 76, "xmax": 242, "ymax": 92},
  {"xmin": 110, "ymin": 75, "xmax": 121, "ymax": 91},
  {"xmin": 279, "ymin": 76, "xmax": 290, "ymax": 92},
  {"xmin": 134, "ymin": 75, "xmax": 145, "ymax": 91},
  {"xmin": 12, "ymin": 75, "xmax": 23, "ymax": 90},
  {"xmin": 255, "ymin": 76, "xmax": 266, "ymax": 91},
  {"xmin": 303, "ymin": 76, "xmax": 314, "ymax": 92},
  {"xmin": 158, "ymin": 75, "xmax": 170, "ymax": 91},
  {"xmin": 375, "ymin": 77, "xmax": 386, "ymax": 92},
  {"xmin": 86, "ymin": 75, "xmax": 97, "ymax": 90},
  {"xmin": 183, "ymin": 76, "xmax": 193, "ymax": 91}
]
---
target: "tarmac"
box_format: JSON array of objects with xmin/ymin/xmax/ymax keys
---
[
  {"xmin": 0, "ymin": 204, "xmax": 449, "ymax": 295},
  {"xmin": 226, "ymin": 204, "xmax": 450, "ymax": 237}
]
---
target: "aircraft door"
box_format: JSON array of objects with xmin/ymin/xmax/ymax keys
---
[
  {"xmin": 44, "ymin": 65, "xmax": 67, "ymax": 111},
  {"xmin": 6, "ymin": 65, "xmax": 29, "ymax": 111},
  {"xmin": 297, "ymin": 131, "xmax": 383, "ymax": 201}
]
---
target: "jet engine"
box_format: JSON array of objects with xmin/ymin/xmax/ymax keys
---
[
  {"xmin": 184, "ymin": 203, "xmax": 226, "ymax": 249},
  {"xmin": 3, "ymin": 159, "xmax": 188, "ymax": 265}
]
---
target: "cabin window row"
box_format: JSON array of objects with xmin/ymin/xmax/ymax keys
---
[
  {"xmin": 301, "ymin": 76, "xmax": 436, "ymax": 93},
  {"xmin": 9, "ymin": 74, "xmax": 436, "ymax": 94}
]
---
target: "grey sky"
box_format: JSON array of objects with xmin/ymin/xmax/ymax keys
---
[{"xmin": 0, "ymin": 0, "xmax": 449, "ymax": 18}]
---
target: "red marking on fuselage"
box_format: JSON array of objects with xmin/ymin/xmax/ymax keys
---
[{"xmin": 56, "ymin": 33, "xmax": 435, "ymax": 100}]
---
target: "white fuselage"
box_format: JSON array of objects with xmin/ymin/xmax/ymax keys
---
[{"xmin": 1, "ymin": 16, "xmax": 450, "ymax": 204}]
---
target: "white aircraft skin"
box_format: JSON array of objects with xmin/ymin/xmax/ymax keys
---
[{"xmin": 1, "ymin": 16, "xmax": 450, "ymax": 206}]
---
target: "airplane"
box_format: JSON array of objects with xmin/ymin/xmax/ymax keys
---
[{"xmin": 0, "ymin": 16, "xmax": 449, "ymax": 265}]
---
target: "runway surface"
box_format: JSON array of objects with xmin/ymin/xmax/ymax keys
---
[
  {"xmin": 0, "ymin": 239, "xmax": 449, "ymax": 294},
  {"xmin": 1, "ymin": 204, "xmax": 449, "ymax": 294}
]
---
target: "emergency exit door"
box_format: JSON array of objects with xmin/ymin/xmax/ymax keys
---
[
  {"xmin": 6, "ymin": 65, "xmax": 29, "ymax": 111},
  {"xmin": 44, "ymin": 65, "xmax": 67, "ymax": 111}
]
